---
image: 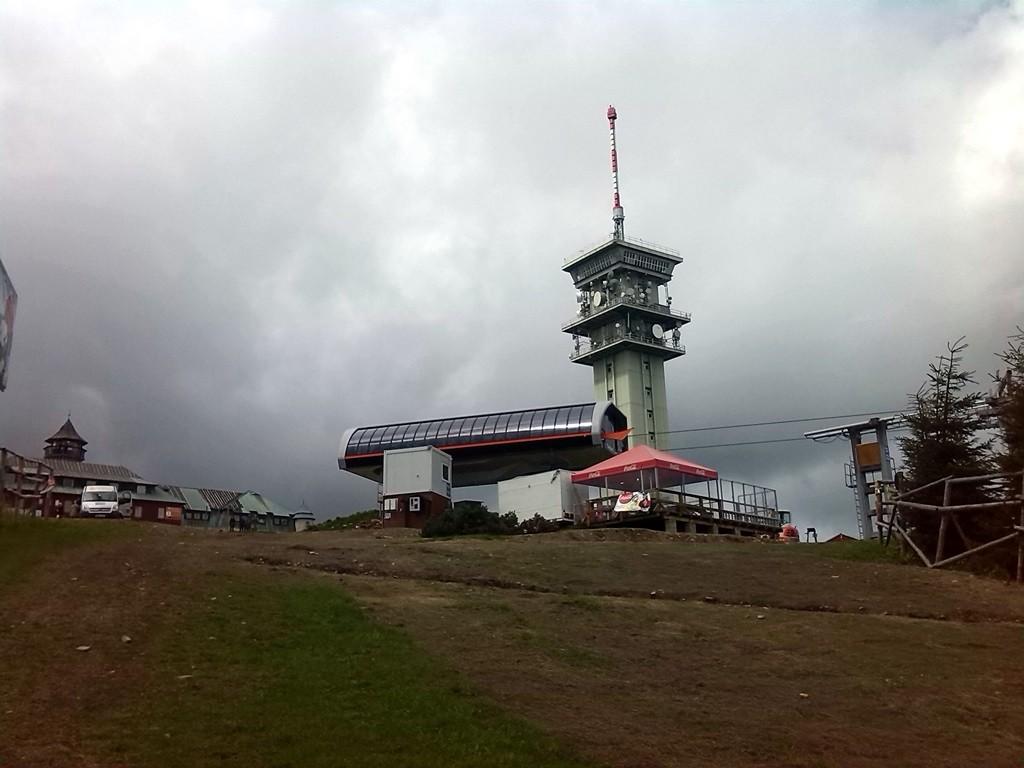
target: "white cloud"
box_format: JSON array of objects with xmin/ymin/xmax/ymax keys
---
[{"xmin": 0, "ymin": 1, "xmax": 1020, "ymax": 526}]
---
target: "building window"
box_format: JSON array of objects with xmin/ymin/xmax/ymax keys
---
[
  {"xmin": 134, "ymin": 505, "xmax": 142, "ymax": 519},
  {"xmin": 442, "ymin": 464, "xmax": 450, "ymax": 481},
  {"xmin": 157, "ymin": 507, "xmax": 165, "ymax": 519}
]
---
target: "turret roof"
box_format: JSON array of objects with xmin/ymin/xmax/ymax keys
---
[{"xmin": 46, "ymin": 417, "xmax": 87, "ymax": 446}]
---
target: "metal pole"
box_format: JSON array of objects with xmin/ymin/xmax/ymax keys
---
[
  {"xmin": 607, "ymin": 105, "xmax": 625, "ymax": 239},
  {"xmin": 877, "ymin": 424, "xmax": 894, "ymax": 483},
  {"xmin": 850, "ymin": 429, "xmax": 872, "ymax": 539}
]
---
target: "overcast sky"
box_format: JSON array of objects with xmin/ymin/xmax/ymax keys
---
[{"xmin": 1, "ymin": 1, "xmax": 1021, "ymax": 537}]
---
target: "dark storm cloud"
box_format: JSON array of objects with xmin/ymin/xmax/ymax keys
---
[{"xmin": 1, "ymin": 2, "xmax": 1021, "ymax": 535}]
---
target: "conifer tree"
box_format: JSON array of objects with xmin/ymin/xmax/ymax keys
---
[
  {"xmin": 899, "ymin": 338, "xmax": 991, "ymax": 497},
  {"xmin": 993, "ymin": 327, "xmax": 1024, "ymax": 474}
]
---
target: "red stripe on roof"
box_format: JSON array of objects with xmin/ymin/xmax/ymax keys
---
[{"xmin": 346, "ymin": 431, "xmax": 593, "ymax": 460}]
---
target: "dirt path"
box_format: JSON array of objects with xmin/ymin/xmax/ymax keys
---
[
  {"xmin": 337, "ymin": 573, "xmax": 1024, "ymax": 768},
  {"xmin": 219, "ymin": 529, "xmax": 1024, "ymax": 767},
  {"xmin": 217, "ymin": 528, "xmax": 1024, "ymax": 623}
]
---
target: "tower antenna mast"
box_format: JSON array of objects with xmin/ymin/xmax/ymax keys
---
[{"xmin": 607, "ymin": 105, "xmax": 625, "ymax": 240}]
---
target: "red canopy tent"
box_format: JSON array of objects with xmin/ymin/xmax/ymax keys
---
[{"xmin": 570, "ymin": 444, "xmax": 717, "ymax": 492}]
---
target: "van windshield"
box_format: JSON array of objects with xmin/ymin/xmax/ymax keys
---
[{"xmin": 82, "ymin": 491, "xmax": 117, "ymax": 502}]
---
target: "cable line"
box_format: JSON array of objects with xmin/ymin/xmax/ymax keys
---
[
  {"xmin": 655, "ymin": 408, "xmax": 904, "ymax": 436},
  {"xmin": 664, "ymin": 437, "xmax": 812, "ymax": 451}
]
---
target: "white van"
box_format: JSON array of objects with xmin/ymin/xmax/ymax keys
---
[{"xmin": 80, "ymin": 485, "xmax": 121, "ymax": 518}]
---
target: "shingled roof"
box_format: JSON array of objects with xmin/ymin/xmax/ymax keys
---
[
  {"xmin": 46, "ymin": 418, "xmax": 87, "ymax": 446},
  {"xmin": 197, "ymin": 488, "xmax": 243, "ymax": 511},
  {"xmin": 36, "ymin": 458, "xmax": 143, "ymax": 482}
]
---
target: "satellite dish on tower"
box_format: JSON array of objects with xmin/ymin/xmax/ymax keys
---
[
  {"xmin": 592, "ymin": 291, "xmax": 604, "ymax": 307},
  {"xmin": 652, "ymin": 324, "xmax": 664, "ymax": 339}
]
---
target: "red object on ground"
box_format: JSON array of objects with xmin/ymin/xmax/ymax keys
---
[
  {"xmin": 570, "ymin": 444, "xmax": 718, "ymax": 488},
  {"xmin": 780, "ymin": 523, "xmax": 799, "ymax": 539}
]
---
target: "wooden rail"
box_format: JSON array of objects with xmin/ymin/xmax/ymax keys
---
[
  {"xmin": 0, "ymin": 448, "xmax": 54, "ymax": 516},
  {"xmin": 876, "ymin": 469, "xmax": 1024, "ymax": 582}
]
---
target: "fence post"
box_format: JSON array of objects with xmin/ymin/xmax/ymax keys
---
[
  {"xmin": 935, "ymin": 480, "xmax": 953, "ymax": 562},
  {"xmin": 1018, "ymin": 471, "xmax": 1024, "ymax": 584},
  {"xmin": 15, "ymin": 454, "xmax": 23, "ymax": 514},
  {"xmin": 1017, "ymin": 534, "xmax": 1022, "ymax": 585}
]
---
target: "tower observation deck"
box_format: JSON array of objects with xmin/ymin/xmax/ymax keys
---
[{"xmin": 563, "ymin": 106, "xmax": 690, "ymax": 449}]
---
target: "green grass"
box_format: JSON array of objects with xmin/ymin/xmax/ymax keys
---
[
  {"xmin": 802, "ymin": 539, "xmax": 911, "ymax": 564},
  {"xmin": 0, "ymin": 515, "xmax": 124, "ymax": 591},
  {"xmin": 91, "ymin": 575, "xmax": 593, "ymax": 768},
  {"xmin": 308, "ymin": 509, "xmax": 379, "ymax": 530}
]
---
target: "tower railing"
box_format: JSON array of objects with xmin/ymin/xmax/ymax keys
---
[
  {"xmin": 570, "ymin": 329, "xmax": 685, "ymax": 361},
  {"xmin": 563, "ymin": 234, "xmax": 682, "ymax": 265},
  {"xmin": 563, "ymin": 294, "xmax": 691, "ymax": 329}
]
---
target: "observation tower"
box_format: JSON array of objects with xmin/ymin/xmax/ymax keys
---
[{"xmin": 562, "ymin": 106, "xmax": 690, "ymax": 449}]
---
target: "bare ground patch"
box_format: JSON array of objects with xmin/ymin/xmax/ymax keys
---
[
  {"xmin": 339, "ymin": 573, "xmax": 1024, "ymax": 768},
  {"xmin": 222, "ymin": 528, "xmax": 1024, "ymax": 623}
]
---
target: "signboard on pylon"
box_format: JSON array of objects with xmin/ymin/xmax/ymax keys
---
[{"xmin": 0, "ymin": 257, "xmax": 16, "ymax": 391}]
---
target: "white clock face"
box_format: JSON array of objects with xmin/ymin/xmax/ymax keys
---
[{"xmin": 592, "ymin": 291, "xmax": 604, "ymax": 307}]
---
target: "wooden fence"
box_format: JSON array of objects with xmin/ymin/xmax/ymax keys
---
[
  {"xmin": 876, "ymin": 469, "xmax": 1024, "ymax": 582},
  {"xmin": 0, "ymin": 448, "xmax": 53, "ymax": 516}
]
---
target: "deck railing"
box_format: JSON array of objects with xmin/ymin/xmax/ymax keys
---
[
  {"xmin": 563, "ymin": 295, "xmax": 692, "ymax": 329},
  {"xmin": 563, "ymin": 234, "xmax": 681, "ymax": 265},
  {"xmin": 576, "ymin": 481, "xmax": 781, "ymax": 530},
  {"xmin": 570, "ymin": 330, "xmax": 685, "ymax": 361}
]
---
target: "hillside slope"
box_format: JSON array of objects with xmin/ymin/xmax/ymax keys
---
[{"xmin": 3, "ymin": 520, "xmax": 1023, "ymax": 767}]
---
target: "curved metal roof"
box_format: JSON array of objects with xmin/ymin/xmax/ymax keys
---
[
  {"xmin": 342, "ymin": 403, "xmax": 598, "ymax": 458},
  {"xmin": 339, "ymin": 402, "xmax": 626, "ymax": 487}
]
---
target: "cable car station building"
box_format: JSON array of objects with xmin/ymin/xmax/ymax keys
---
[
  {"xmin": 337, "ymin": 106, "xmax": 783, "ymax": 535},
  {"xmin": 340, "ymin": 402, "xmax": 628, "ymax": 488}
]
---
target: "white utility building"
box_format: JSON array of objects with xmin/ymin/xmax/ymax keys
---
[{"xmin": 497, "ymin": 469, "xmax": 587, "ymax": 523}]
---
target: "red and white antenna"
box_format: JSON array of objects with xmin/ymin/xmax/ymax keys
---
[{"xmin": 607, "ymin": 104, "xmax": 625, "ymax": 240}]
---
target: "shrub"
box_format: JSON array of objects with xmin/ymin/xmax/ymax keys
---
[
  {"xmin": 308, "ymin": 510, "xmax": 379, "ymax": 531},
  {"xmin": 422, "ymin": 502, "xmax": 518, "ymax": 538},
  {"xmin": 518, "ymin": 513, "xmax": 562, "ymax": 535}
]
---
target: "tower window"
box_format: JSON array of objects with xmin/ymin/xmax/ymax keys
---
[{"xmin": 607, "ymin": 389, "xmax": 614, "ymax": 401}]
